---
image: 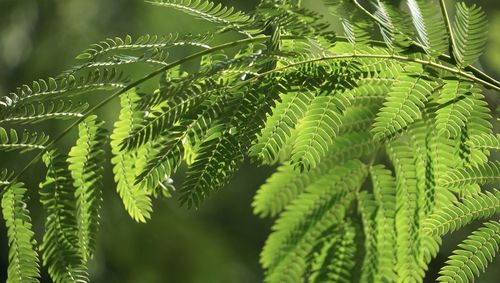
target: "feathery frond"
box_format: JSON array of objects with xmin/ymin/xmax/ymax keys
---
[
  {"xmin": 39, "ymin": 150, "xmax": 88, "ymax": 283},
  {"xmin": 67, "ymin": 115, "xmax": 107, "ymax": 260},
  {"xmin": 440, "ymin": 161, "xmax": 500, "ymax": 188},
  {"xmin": 407, "ymin": 0, "xmax": 448, "ymax": 56},
  {"xmin": 0, "ymin": 128, "xmax": 48, "ymax": 153},
  {"xmin": 111, "ymin": 90, "xmax": 153, "ymax": 223},
  {"xmin": 452, "ymin": 2, "xmax": 488, "ymax": 67},
  {"xmin": 423, "ymin": 190, "xmax": 500, "ymax": 237},
  {"xmin": 437, "ymin": 221, "xmax": 500, "ymax": 282},
  {"xmin": 1, "ymin": 182, "xmax": 40, "ymax": 283},
  {"xmin": 1, "ymin": 0, "xmax": 499, "ymax": 281}
]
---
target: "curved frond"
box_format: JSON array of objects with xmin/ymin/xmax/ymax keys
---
[
  {"xmin": 437, "ymin": 221, "xmax": 500, "ymax": 283},
  {"xmin": 423, "ymin": 189, "xmax": 500, "ymax": 237},
  {"xmin": 1, "ymin": 182, "xmax": 40, "ymax": 283},
  {"xmin": 261, "ymin": 160, "xmax": 367, "ymax": 283},
  {"xmin": 0, "ymin": 127, "xmax": 48, "ymax": 153},
  {"xmin": 145, "ymin": 0, "xmax": 251, "ymax": 30},
  {"xmin": 76, "ymin": 33, "xmax": 211, "ymax": 61},
  {"xmin": 0, "ymin": 68, "xmax": 126, "ymax": 111},
  {"xmin": 357, "ymin": 191, "xmax": 378, "ymax": 283},
  {"xmin": 111, "ymin": 90, "xmax": 153, "ymax": 223},
  {"xmin": 135, "ymin": 123, "xmax": 186, "ymax": 189},
  {"xmin": 387, "ymin": 141, "xmax": 425, "ymax": 281},
  {"xmin": 436, "ymin": 79, "xmax": 474, "ymax": 138},
  {"xmin": 180, "ymin": 131, "xmax": 240, "ymax": 208},
  {"xmin": 407, "ymin": 0, "xmax": 448, "ymax": 56},
  {"xmin": 121, "ymin": 79, "xmax": 220, "ymax": 150},
  {"xmin": 440, "ymin": 161, "xmax": 500, "ymax": 188},
  {"xmin": 253, "ymin": 155, "xmax": 339, "ymax": 218},
  {"xmin": 39, "ymin": 150, "xmax": 88, "ymax": 283},
  {"xmin": 467, "ymin": 134, "xmax": 500, "ymax": 151},
  {"xmin": 373, "ymin": 0, "xmax": 413, "ymax": 49},
  {"xmin": 290, "ymin": 94, "xmax": 346, "ymax": 171},
  {"xmin": 370, "ymin": 164, "xmax": 397, "ymax": 282},
  {"xmin": 307, "ymin": 223, "xmax": 357, "ymax": 283},
  {"xmin": 452, "ymin": 3, "xmax": 488, "ymax": 67},
  {"xmin": 67, "ymin": 115, "xmax": 107, "ymax": 260},
  {"xmin": 372, "ymin": 64, "xmax": 435, "ymax": 140},
  {"xmin": 249, "ymin": 90, "xmax": 314, "ymax": 164},
  {"xmin": 0, "ymin": 100, "xmax": 87, "ymax": 124}
]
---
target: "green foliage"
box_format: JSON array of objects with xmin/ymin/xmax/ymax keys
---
[
  {"xmin": 424, "ymin": 189, "xmax": 500, "ymax": 237},
  {"xmin": 0, "ymin": 0, "xmax": 499, "ymax": 282},
  {"xmin": 438, "ymin": 221, "xmax": 500, "ymax": 282},
  {"xmin": 67, "ymin": 115, "xmax": 107, "ymax": 260},
  {"xmin": 452, "ymin": 2, "xmax": 489, "ymax": 67},
  {"xmin": 407, "ymin": 0, "xmax": 448, "ymax": 56},
  {"xmin": 110, "ymin": 89, "xmax": 154, "ymax": 223},
  {"xmin": 39, "ymin": 150, "xmax": 89, "ymax": 283},
  {"xmin": 1, "ymin": 182, "xmax": 40, "ymax": 283},
  {"xmin": 0, "ymin": 128, "xmax": 48, "ymax": 153}
]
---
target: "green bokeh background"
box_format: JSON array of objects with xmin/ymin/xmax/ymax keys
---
[{"xmin": 0, "ymin": 1, "xmax": 499, "ymax": 282}]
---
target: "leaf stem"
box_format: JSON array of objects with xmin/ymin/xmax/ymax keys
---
[
  {"xmin": 351, "ymin": 0, "xmax": 499, "ymax": 89},
  {"xmin": 10, "ymin": 35, "xmax": 271, "ymax": 185},
  {"xmin": 438, "ymin": 0, "xmax": 457, "ymax": 63}
]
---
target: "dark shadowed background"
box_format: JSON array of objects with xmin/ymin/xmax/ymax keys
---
[{"xmin": 0, "ymin": 0, "xmax": 499, "ymax": 282}]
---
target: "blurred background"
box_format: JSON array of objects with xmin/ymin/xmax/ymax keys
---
[{"xmin": 0, "ymin": 0, "xmax": 499, "ymax": 282}]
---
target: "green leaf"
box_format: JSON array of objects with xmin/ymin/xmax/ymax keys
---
[
  {"xmin": 2, "ymin": 182, "xmax": 40, "ymax": 283},
  {"xmin": 407, "ymin": 0, "xmax": 448, "ymax": 56},
  {"xmin": 372, "ymin": 64, "xmax": 436, "ymax": 140},
  {"xmin": 249, "ymin": 90, "xmax": 314, "ymax": 164},
  {"xmin": 111, "ymin": 90, "xmax": 153, "ymax": 223},
  {"xmin": 438, "ymin": 220, "xmax": 500, "ymax": 283},
  {"xmin": 423, "ymin": 189, "xmax": 500, "ymax": 237},
  {"xmin": 67, "ymin": 115, "xmax": 107, "ymax": 260},
  {"xmin": 290, "ymin": 94, "xmax": 347, "ymax": 171},
  {"xmin": 440, "ymin": 161, "xmax": 500, "ymax": 188},
  {"xmin": 39, "ymin": 150, "xmax": 88, "ymax": 283},
  {"xmin": 370, "ymin": 164, "xmax": 397, "ymax": 282},
  {"xmin": 0, "ymin": 128, "xmax": 48, "ymax": 153},
  {"xmin": 180, "ymin": 131, "xmax": 240, "ymax": 208},
  {"xmin": 452, "ymin": 2, "xmax": 488, "ymax": 67},
  {"xmin": 261, "ymin": 160, "xmax": 367, "ymax": 283}
]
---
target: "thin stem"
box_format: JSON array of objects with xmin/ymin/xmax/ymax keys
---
[
  {"xmin": 265, "ymin": 54, "xmax": 500, "ymax": 91},
  {"xmin": 8, "ymin": 35, "xmax": 500, "ymax": 189},
  {"xmin": 438, "ymin": 0, "xmax": 457, "ymax": 63},
  {"xmin": 11, "ymin": 35, "xmax": 270, "ymax": 184},
  {"xmin": 351, "ymin": 0, "xmax": 499, "ymax": 89}
]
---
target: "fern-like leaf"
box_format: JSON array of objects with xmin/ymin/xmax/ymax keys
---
[
  {"xmin": 39, "ymin": 150, "xmax": 88, "ymax": 283},
  {"xmin": 435, "ymin": 79, "xmax": 474, "ymax": 138},
  {"xmin": 0, "ymin": 68, "xmax": 126, "ymax": 111},
  {"xmin": 423, "ymin": 189, "xmax": 500, "ymax": 237},
  {"xmin": 1, "ymin": 182, "xmax": 40, "ymax": 283},
  {"xmin": 467, "ymin": 134, "xmax": 500, "ymax": 151},
  {"xmin": 111, "ymin": 90, "xmax": 153, "ymax": 223},
  {"xmin": 0, "ymin": 128, "xmax": 48, "ymax": 153},
  {"xmin": 372, "ymin": 64, "xmax": 435, "ymax": 140},
  {"xmin": 67, "ymin": 115, "xmax": 107, "ymax": 260},
  {"xmin": 370, "ymin": 164, "xmax": 397, "ymax": 282},
  {"xmin": 437, "ymin": 220, "xmax": 500, "ymax": 282},
  {"xmin": 0, "ymin": 100, "xmax": 87, "ymax": 124},
  {"xmin": 290, "ymin": 94, "xmax": 346, "ymax": 171},
  {"xmin": 452, "ymin": 2, "xmax": 488, "ymax": 67},
  {"xmin": 145, "ymin": 0, "xmax": 251, "ymax": 31},
  {"xmin": 440, "ymin": 161, "xmax": 500, "ymax": 188},
  {"xmin": 180, "ymin": 131, "xmax": 240, "ymax": 208},
  {"xmin": 407, "ymin": 0, "xmax": 448, "ymax": 56},
  {"xmin": 76, "ymin": 33, "xmax": 211, "ymax": 61},
  {"xmin": 249, "ymin": 90, "xmax": 314, "ymax": 164},
  {"xmin": 261, "ymin": 160, "xmax": 367, "ymax": 283}
]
